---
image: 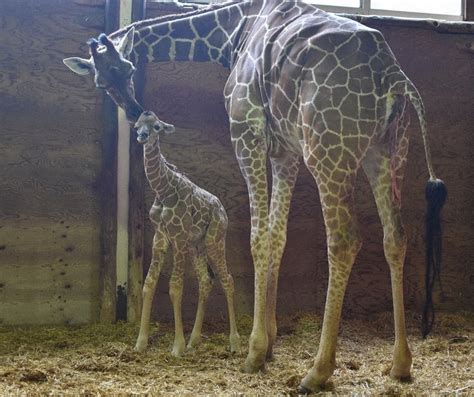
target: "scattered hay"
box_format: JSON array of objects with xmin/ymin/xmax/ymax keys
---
[
  {"xmin": 19, "ymin": 369, "xmax": 48, "ymax": 383},
  {"xmin": 0, "ymin": 311, "xmax": 472, "ymax": 395}
]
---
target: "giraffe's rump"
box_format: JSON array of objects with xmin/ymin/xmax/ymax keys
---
[{"xmin": 236, "ymin": 1, "xmax": 406, "ymax": 149}]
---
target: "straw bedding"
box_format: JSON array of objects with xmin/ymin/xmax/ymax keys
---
[{"xmin": 1, "ymin": 311, "xmax": 472, "ymax": 395}]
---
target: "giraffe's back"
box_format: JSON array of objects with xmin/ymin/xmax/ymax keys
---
[{"xmin": 228, "ymin": 1, "xmax": 405, "ymax": 155}]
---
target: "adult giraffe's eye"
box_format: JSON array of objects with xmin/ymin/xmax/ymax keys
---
[
  {"xmin": 153, "ymin": 123, "xmax": 161, "ymax": 131},
  {"xmin": 109, "ymin": 66, "xmax": 120, "ymax": 75}
]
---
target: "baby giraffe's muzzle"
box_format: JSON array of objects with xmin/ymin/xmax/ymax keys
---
[{"xmin": 136, "ymin": 125, "xmax": 149, "ymax": 143}]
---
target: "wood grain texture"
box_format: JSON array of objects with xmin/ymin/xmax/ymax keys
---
[
  {"xmin": 140, "ymin": 6, "xmax": 474, "ymax": 321},
  {"xmin": 0, "ymin": 0, "xmax": 105, "ymax": 325},
  {"xmin": 1, "ymin": 2, "xmax": 472, "ymax": 327},
  {"xmin": 126, "ymin": 0, "xmax": 147, "ymax": 324},
  {"xmin": 97, "ymin": 0, "xmax": 120, "ymax": 324},
  {"xmin": 465, "ymin": 0, "xmax": 474, "ymax": 21}
]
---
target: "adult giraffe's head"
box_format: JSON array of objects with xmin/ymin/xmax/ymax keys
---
[
  {"xmin": 134, "ymin": 110, "xmax": 175, "ymax": 145},
  {"xmin": 63, "ymin": 27, "xmax": 143, "ymax": 123}
]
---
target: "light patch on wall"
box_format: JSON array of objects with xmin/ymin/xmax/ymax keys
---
[
  {"xmin": 307, "ymin": 0, "xmax": 462, "ymax": 16},
  {"xmin": 371, "ymin": 0, "xmax": 462, "ymax": 16},
  {"xmin": 307, "ymin": 0, "xmax": 360, "ymax": 7}
]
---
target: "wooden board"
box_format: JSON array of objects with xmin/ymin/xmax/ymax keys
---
[
  {"xmin": 0, "ymin": 0, "xmax": 106, "ymax": 325},
  {"xmin": 0, "ymin": 2, "xmax": 472, "ymax": 326}
]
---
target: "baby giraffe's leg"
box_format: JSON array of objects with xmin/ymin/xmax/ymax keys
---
[
  {"xmin": 169, "ymin": 242, "xmax": 187, "ymax": 357},
  {"xmin": 205, "ymin": 207, "xmax": 241, "ymax": 353},
  {"xmin": 135, "ymin": 226, "xmax": 169, "ymax": 352},
  {"xmin": 188, "ymin": 247, "xmax": 214, "ymax": 349}
]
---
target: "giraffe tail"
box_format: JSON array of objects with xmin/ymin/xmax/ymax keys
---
[{"xmin": 404, "ymin": 80, "xmax": 447, "ymax": 338}]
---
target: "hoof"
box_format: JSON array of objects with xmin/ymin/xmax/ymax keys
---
[
  {"xmin": 242, "ymin": 355, "xmax": 266, "ymax": 373},
  {"xmin": 299, "ymin": 366, "xmax": 332, "ymax": 394},
  {"xmin": 187, "ymin": 336, "xmax": 201, "ymax": 351},
  {"xmin": 186, "ymin": 344, "xmax": 197, "ymax": 352},
  {"xmin": 134, "ymin": 338, "xmax": 147, "ymax": 353},
  {"xmin": 230, "ymin": 334, "xmax": 241, "ymax": 354},
  {"xmin": 171, "ymin": 345, "xmax": 185, "ymax": 357},
  {"xmin": 297, "ymin": 384, "xmax": 312, "ymax": 395},
  {"xmin": 265, "ymin": 347, "xmax": 274, "ymax": 361},
  {"xmin": 390, "ymin": 366, "xmax": 412, "ymax": 382}
]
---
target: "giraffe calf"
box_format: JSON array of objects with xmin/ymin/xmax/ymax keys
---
[{"xmin": 134, "ymin": 110, "xmax": 240, "ymax": 357}]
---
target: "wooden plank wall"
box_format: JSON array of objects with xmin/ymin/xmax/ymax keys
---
[
  {"xmin": 0, "ymin": 0, "xmax": 106, "ymax": 325},
  {"xmin": 0, "ymin": 2, "xmax": 472, "ymax": 326},
  {"xmin": 141, "ymin": 7, "xmax": 474, "ymax": 322}
]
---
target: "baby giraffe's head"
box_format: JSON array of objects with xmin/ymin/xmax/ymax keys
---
[{"xmin": 134, "ymin": 111, "xmax": 175, "ymax": 145}]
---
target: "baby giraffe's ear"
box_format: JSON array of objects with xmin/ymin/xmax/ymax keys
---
[
  {"xmin": 162, "ymin": 122, "xmax": 176, "ymax": 135},
  {"xmin": 118, "ymin": 26, "xmax": 135, "ymax": 58},
  {"xmin": 63, "ymin": 57, "xmax": 93, "ymax": 75}
]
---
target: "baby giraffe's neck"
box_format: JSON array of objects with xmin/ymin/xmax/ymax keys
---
[{"xmin": 143, "ymin": 139, "xmax": 178, "ymax": 200}]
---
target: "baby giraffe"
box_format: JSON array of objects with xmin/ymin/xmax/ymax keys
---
[{"xmin": 134, "ymin": 110, "xmax": 240, "ymax": 356}]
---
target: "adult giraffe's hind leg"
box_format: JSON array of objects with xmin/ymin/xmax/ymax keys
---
[
  {"xmin": 362, "ymin": 111, "xmax": 412, "ymax": 380},
  {"xmin": 299, "ymin": 130, "xmax": 363, "ymax": 392},
  {"xmin": 266, "ymin": 152, "xmax": 300, "ymax": 360}
]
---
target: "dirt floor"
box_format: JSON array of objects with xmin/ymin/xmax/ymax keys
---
[{"xmin": 0, "ymin": 311, "xmax": 472, "ymax": 395}]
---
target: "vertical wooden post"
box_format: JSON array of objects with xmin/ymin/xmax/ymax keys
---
[
  {"xmin": 115, "ymin": 0, "xmax": 132, "ymax": 322},
  {"xmin": 127, "ymin": 0, "xmax": 147, "ymax": 323},
  {"xmin": 362, "ymin": 0, "xmax": 370, "ymax": 15},
  {"xmin": 99, "ymin": 0, "xmax": 120, "ymax": 323},
  {"xmin": 465, "ymin": 0, "xmax": 474, "ymax": 20}
]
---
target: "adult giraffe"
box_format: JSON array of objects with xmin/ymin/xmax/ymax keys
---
[{"xmin": 64, "ymin": 0, "xmax": 446, "ymax": 392}]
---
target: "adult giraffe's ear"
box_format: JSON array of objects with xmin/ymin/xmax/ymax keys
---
[
  {"xmin": 63, "ymin": 57, "xmax": 93, "ymax": 75},
  {"xmin": 117, "ymin": 26, "xmax": 135, "ymax": 58}
]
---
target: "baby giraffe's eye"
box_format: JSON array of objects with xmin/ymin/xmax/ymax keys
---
[{"xmin": 153, "ymin": 123, "xmax": 161, "ymax": 131}]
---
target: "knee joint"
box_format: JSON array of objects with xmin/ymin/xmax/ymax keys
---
[
  {"xmin": 327, "ymin": 230, "xmax": 362, "ymax": 257},
  {"xmin": 221, "ymin": 274, "xmax": 234, "ymax": 291},
  {"xmin": 169, "ymin": 282, "xmax": 183, "ymax": 301},
  {"xmin": 143, "ymin": 276, "xmax": 157, "ymax": 293}
]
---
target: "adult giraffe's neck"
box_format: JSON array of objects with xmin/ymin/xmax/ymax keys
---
[
  {"xmin": 129, "ymin": 1, "xmax": 257, "ymax": 69},
  {"xmin": 143, "ymin": 140, "xmax": 177, "ymax": 200}
]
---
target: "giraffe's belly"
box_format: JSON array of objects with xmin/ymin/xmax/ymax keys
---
[{"xmin": 188, "ymin": 187, "xmax": 224, "ymax": 243}]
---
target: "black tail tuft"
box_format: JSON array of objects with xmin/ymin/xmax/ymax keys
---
[{"xmin": 422, "ymin": 179, "xmax": 447, "ymax": 338}]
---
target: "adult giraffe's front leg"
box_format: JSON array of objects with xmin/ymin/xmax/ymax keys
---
[
  {"xmin": 231, "ymin": 121, "xmax": 270, "ymax": 373},
  {"xmin": 266, "ymin": 152, "xmax": 300, "ymax": 360}
]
